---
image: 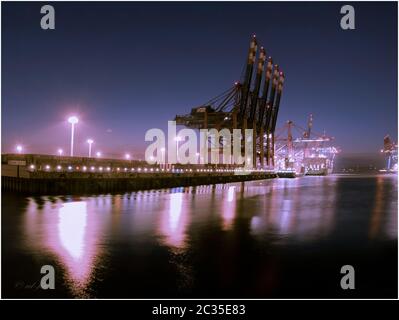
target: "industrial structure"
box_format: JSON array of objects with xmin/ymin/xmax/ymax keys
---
[
  {"xmin": 175, "ymin": 35, "xmax": 285, "ymax": 168},
  {"xmin": 273, "ymin": 114, "xmax": 339, "ymax": 176},
  {"xmin": 381, "ymin": 135, "xmax": 398, "ymax": 173},
  {"xmin": 2, "ymin": 35, "xmax": 342, "ymax": 197}
]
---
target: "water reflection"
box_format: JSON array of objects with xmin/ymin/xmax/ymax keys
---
[
  {"xmin": 249, "ymin": 177, "xmax": 337, "ymax": 243},
  {"xmin": 370, "ymin": 176, "xmax": 385, "ymax": 239},
  {"xmin": 369, "ymin": 175, "xmax": 398, "ymax": 239},
  {"xmin": 222, "ymin": 186, "xmax": 237, "ymax": 230},
  {"xmin": 24, "ymin": 198, "xmax": 104, "ymax": 297},
  {"xmin": 158, "ymin": 190, "xmax": 190, "ymax": 249},
  {"xmin": 58, "ymin": 202, "xmax": 87, "ymax": 261},
  {"xmin": 10, "ymin": 174, "xmax": 396, "ymax": 298}
]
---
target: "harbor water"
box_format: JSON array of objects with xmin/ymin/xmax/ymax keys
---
[{"xmin": 2, "ymin": 174, "xmax": 397, "ymax": 298}]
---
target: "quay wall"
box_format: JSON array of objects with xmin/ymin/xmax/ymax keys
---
[
  {"xmin": 2, "ymin": 171, "xmax": 276, "ymax": 195},
  {"xmin": 2, "ymin": 154, "xmax": 277, "ymax": 194}
]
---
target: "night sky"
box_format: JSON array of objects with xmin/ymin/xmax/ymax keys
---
[{"xmin": 2, "ymin": 2, "xmax": 397, "ymax": 159}]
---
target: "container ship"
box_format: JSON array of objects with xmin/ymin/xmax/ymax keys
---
[
  {"xmin": 380, "ymin": 135, "xmax": 398, "ymax": 173},
  {"xmin": 274, "ymin": 114, "xmax": 339, "ymax": 176}
]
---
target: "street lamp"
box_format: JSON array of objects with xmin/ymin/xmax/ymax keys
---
[
  {"xmin": 96, "ymin": 151, "xmax": 101, "ymax": 158},
  {"xmin": 68, "ymin": 116, "xmax": 79, "ymax": 156},
  {"xmin": 87, "ymin": 139, "xmax": 94, "ymax": 157},
  {"xmin": 58, "ymin": 148, "xmax": 63, "ymax": 156},
  {"xmin": 16, "ymin": 145, "xmax": 23, "ymax": 154},
  {"xmin": 125, "ymin": 153, "xmax": 131, "ymax": 160}
]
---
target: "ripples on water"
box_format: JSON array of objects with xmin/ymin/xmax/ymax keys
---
[{"xmin": 2, "ymin": 174, "xmax": 397, "ymax": 298}]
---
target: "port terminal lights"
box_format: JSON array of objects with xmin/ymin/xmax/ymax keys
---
[{"xmin": 68, "ymin": 116, "xmax": 79, "ymax": 157}]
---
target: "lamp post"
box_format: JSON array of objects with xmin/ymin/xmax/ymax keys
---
[
  {"xmin": 68, "ymin": 116, "xmax": 79, "ymax": 156},
  {"xmin": 87, "ymin": 139, "xmax": 94, "ymax": 157}
]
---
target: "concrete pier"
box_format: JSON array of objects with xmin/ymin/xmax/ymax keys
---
[{"xmin": 2, "ymin": 154, "xmax": 277, "ymax": 195}]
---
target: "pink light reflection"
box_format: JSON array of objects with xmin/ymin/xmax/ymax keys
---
[
  {"xmin": 159, "ymin": 192, "xmax": 189, "ymax": 249},
  {"xmin": 23, "ymin": 198, "xmax": 104, "ymax": 297},
  {"xmin": 222, "ymin": 186, "xmax": 236, "ymax": 230},
  {"xmin": 46, "ymin": 201, "xmax": 101, "ymax": 292},
  {"xmin": 58, "ymin": 202, "xmax": 87, "ymax": 261}
]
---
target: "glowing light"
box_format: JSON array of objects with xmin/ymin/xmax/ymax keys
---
[
  {"xmin": 58, "ymin": 149, "xmax": 63, "ymax": 156},
  {"xmin": 57, "ymin": 165, "xmax": 62, "ymax": 170},
  {"xmin": 222, "ymin": 186, "xmax": 237, "ymax": 230},
  {"xmin": 58, "ymin": 202, "xmax": 87, "ymax": 266},
  {"xmin": 106, "ymin": 167, "xmax": 111, "ymax": 171},
  {"xmin": 90, "ymin": 166, "xmax": 95, "ymax": 171},
  {"xmin": 125, "ymin": 153, "xmax": 131, "ymax": 160},
  {"xmin": 96, "ymin": 152, "xmax": 101, "ymax": 158},
  {"xmin": 68, "ymin": 116, "xmax": 79, "ymax": 125},
  {"xmin": 38, "ymin": 199, "xmax": 103, "ymax": 293},
  {"xmin": 16, "ymin": 145, "xmax": 23, "ymax": 153},
  {"xmin": 87, "ymin": 139, "xmax": 94, "ymax": 157},
  {"xmin": 45, "ymin": 165, "xmax": 50, "ymax": 170},
  {"xmin": 68, "ymin": 166, "xmax": 72, "ymax": 170},
  {"xmin": 227, "ymin": 186, "xmax": 235, "ymax": 202},
  {"xmin": 82, "ymin": 166, "xmax": 87, "ymax": 171},
  {"xmin": 68, "ymin": 116, "xmax": 78, "ymax": 157},
  {"xmin": 159, "ymin": 192, "xmax": 189, "ymax": 248},
  {"xmin": 29, "ymin": 164, "xmax": 35, "ymax": 170}
]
